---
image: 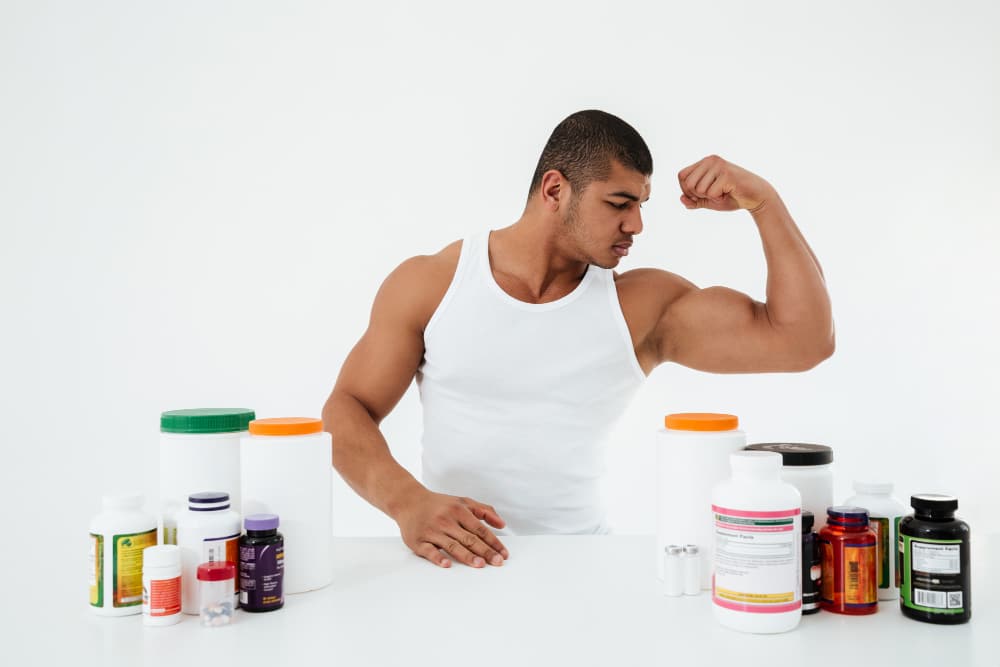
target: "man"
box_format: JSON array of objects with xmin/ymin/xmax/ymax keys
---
[{"xmin": 321, "ymin": 110, "xmax": 834, "ymax": 570}]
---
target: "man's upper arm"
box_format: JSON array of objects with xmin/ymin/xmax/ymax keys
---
[
  {"xmin": 649, "ymin": 272, "xmax": 812, "ymax": 374},
  {"xmin": 658, "ymin": 283, "xmax": 776, "ymax": 373},
  {"xmin": 332, "ymin": 253, "xmax": 451, "ymax": 423}
]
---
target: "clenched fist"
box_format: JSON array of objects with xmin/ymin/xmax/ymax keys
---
[{"xmin": 678, "ymin": 155, "xmax": 776, "ymax": 213}]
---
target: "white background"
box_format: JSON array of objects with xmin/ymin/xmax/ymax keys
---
[{"xmin": 1, "ymin": 1, "xmax": 998, "ymax": 550}]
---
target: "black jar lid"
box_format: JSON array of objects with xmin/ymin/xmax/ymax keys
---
[
  {"xmin": 911, "ymin": 494, "xmax": 958, "ymax": 513},
  {"xmin": 745, "ymin": 443, "xmax": 833, "ymax": 466},
  {"xmin": 802, "ymin": 510, "xmax": 814, "ymax": 532}
]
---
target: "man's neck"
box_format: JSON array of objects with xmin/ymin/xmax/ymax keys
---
[{"xmin": 488, "ymin": 211, "xmax": 589, "ymax": 303}]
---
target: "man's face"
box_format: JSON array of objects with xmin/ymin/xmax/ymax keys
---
[{"xmin": 562, "ymin": 160, "xmax": 651, "ymax": 270}]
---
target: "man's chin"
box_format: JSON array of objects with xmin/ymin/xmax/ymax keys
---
[{"xmin": 590, "ymin": 256, "xmax": 620, "ymax": 270}]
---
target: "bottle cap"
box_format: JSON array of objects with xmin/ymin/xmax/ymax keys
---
[
  {"xmin": 102, "ymin": 494, "xmax": 143, "ymax": 510},
  {"xmin": 730, "ymin": 450, "xmax": 782, "ymax": 477},
  {"xmin": 745, "ymin": 443, "xmax": 833, "ymax": 466},
  {"xmin": 197, "ymin": 562, "xmax": 236, "ymax": 582},
  {"xmin": 911, "ymin": 494, "xmax": 958, "ymax": 513},
  {"xmin": 666, "ymin": 545, "xmax": 684, "ymax": 556},
  {"xmin": 245, "ymin": 514, "xmax": 280, "ymax": 531},
  {"xmin": 852, "ymin": 481, "xmax": 894, "ymax": 495},
  {"xmin": 826, "ymin": 506, "xmax": 869, "ymax": 524},
  {"xmin": 160, "ymin": 408, "xmax": 255, "ymax": 434},
  {"xmin": 664, "ymin": 413, "xmax": 738, "ymax": 431},
  {"xmin": 143, "ymin": 545, "xmax": 180, "ymax": 568},
  {"xmin": 188, "ymin": 492, "xmax": 231, "ymax": 511},
  {"xmin": 683, "ymin": 545, "xmax": 699, "ymax": 555},
  {"xmin": 249, "ymin": 417, "xmax": 323, "ymax": 436},
  {"xmin": 802, "ymin": 510, "xmax": 815, "ymax": 532}
]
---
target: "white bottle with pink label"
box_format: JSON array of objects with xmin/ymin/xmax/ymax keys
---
[{"xmin": 712, "ymin": 450, "xmax": 802, "ymax": 634}]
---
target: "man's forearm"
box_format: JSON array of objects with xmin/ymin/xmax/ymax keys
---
[
  {"xmin": 322, "ymin": 391, "xmax": 426, "ymax": 520},
  {"xmin": 751, "ymin": 190, "xmax": 834, "ymax": 355}
]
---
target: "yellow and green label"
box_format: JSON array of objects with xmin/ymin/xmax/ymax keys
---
[
  {"xmin": 112, "ymin": 529, "xmax": 156, "ymax": 608},
  {"xmin": 89, "ymin": 534, "xmax": 103, "ymax": 607}
]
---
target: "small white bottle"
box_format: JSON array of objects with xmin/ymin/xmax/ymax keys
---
[
  {"xmin": 142, "ymin": 545, "xmax": 182, "ymax": 626},
  {"xmin": 682, "ymin": 545, "xmax": 701, "ymax": 596},
  {"xmin": 662, "ymin": 546, "xmax": 684, "ymax": 596},
  {"xmin": 89, "ymin": 495, "xmax": 157, "ymax": 616},
  {"xmin": 843, "ymin": 480, "xmax": 908, "ymax": 600},
  {"xmin": 712, "ymin": 451, "xmax": 802, "ymax": 634},
  {"xmin": 177, "ymin": 492, "xmax": 241, "ymax": 615}
]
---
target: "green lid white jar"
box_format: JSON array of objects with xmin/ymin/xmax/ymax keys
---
[{"xmin": 159, "ymin": 408, "xmax": 254, "ymax": 545}]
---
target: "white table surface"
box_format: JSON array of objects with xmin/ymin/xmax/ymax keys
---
[{"xmin": 12, "ymin": 535, "xmax": 997, "ymax": 666}]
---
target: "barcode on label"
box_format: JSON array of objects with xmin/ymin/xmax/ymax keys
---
[
  {"xmin": 849, "ymin": 561, "xmax": 859, "ymax": 589},
  {"xmin": 914, "ymin": 589, "xmax": 947, "ymax": 608}
]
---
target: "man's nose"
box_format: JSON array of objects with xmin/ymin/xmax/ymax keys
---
[{"xmin": 623, "ymin": 209, "xmax": 643, "ymax": 235}]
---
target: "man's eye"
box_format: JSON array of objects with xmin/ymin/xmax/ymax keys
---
[{"xmin": 611, "ymin": 202, "xmax": 629, "ymax": 210}]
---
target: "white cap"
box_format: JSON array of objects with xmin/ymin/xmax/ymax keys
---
[
  {"xmin": 102, "ymin": 494, "xmax": 144, "ymax": 510},
  {"xmin": 143, "ymin": 545, "xmax": 181, "ymax": 568},
  {"xmin": 853, "ymin": 481, "xmax": 894, "ymax": 495},
  {"xmin": 730, "ymin": 450, "xmax": 782, "ymax": 478}
]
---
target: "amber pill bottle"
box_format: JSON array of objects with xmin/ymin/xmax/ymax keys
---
[{"xmin": 819, "ymin": 506, "xmax": 878, "ymax": 615}]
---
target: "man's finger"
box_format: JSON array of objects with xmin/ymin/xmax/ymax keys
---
[
  {"xmin": 693, "ymin": 168, "xmax": 721, "ymax": 198},
  {"xmin": 456, "ymin": 513, "xmax": 507, "ymax": 565},
  {"xmin": 415, "ymin": 542, "xmax": 451, "ymax": 568},
  {"xmin": 435, "ymin": 533, "xmax": 485, "ymax": 568},
  {"xmin": 682, "ymin": 161, "xmax": 712, "ymax": 199}
]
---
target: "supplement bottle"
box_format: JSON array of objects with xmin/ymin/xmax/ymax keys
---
[
  {"xmin": 142, "ymin": 545, "xmax": 182, "ymax": 626},
  {"xmin": 239, "ymin": 514, "xmax": 285, "ymax": 612},
  {"xmin": 843, "ymin": 481, "xmax": 907, "ymax": 600},
  {"xmin": 657, "ymin": 413, "xmax": 746, "ymax": 587},
  {"xmin": 745, "ymin": 443, "xmax": 833, "ymax": 525},
  {"xmin": 241, "ymin": 417, "xmax": 332, "ymax": 593},
  {"xmin": 177, "ymin": 491, "xmax": 241, "ymax": 614},
  {"xmin": 819, "ymin": 506, "xmax": 877, "ymax": 615},
  {"xmin": 712, "ymin": 450, "xmax": 802, "ymax": 634},
  {"xmin": 801, "ymin": 511, "xmax": 821, "ymax": 615},
  {"xmin": 198, "ymin": 562, "xmax": 236, "ymax": 627},
  {"xmin": 160, "ymin": 408, "xmax": 254, "ymax": 544},
  {"xmin": 681, "ymin": 545, "xmax": 700, "ymax": 596},
  {"xmin": 89, "ymin": 495, "xmax": 157, "ymax": 616},
  {"xmin": 899, "ymin": 494, "xmax": 971, "ymax": 624}
]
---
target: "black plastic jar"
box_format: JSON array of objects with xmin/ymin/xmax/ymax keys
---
[
  {"xmin": 238, "ymin": 514, "xmax": 284, "ymax": 612},
  {"xmin": 801, "ymin": 511, "xmax": 822, "ymax": 615},
  {"xmin": 899, "ymin": 494, "xmax": 970, "ymax": 624}
]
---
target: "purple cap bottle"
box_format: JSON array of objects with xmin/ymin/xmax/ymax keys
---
[{"xmin": 238, "ymin": 514, "xmax": 284, "ymax": 612}]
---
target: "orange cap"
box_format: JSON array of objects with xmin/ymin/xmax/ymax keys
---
[
  {"xmin": 664, "ymin": 413, "xmax": 739, "ymax": 431},
  {"xmin": 249, "ymin": 417, "xmax": 323, "ymax": 436}
]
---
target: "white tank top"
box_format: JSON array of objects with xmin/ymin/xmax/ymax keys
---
[{"xmin": 416, "ymin": 229, "xmax": 646, "ymax": 535}]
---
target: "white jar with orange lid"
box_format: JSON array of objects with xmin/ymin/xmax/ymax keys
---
[
  {"xmin": 656, "ymin": 413, "xmax": 746, "ymax": 588},
  {"xmin": 240, "ymin": 417, "xmax": 332, "ymax": 594}
]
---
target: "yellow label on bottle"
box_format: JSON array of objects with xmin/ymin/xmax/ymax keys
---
[
  {"xmin": 89, "ymin": 534, "xmax": 103, "ymax": 607},
  {"xmin": 844, "ymin": 544, "xmax": 877, "ymax": 605},
  {"xmin": 113, "ymin": 529, "xmax": 156, "ymax": 607}
]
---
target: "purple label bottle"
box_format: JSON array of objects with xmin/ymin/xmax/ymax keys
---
[{"xmin": 239, "ymin": 514, "xmax": 284, "ymax": 612}]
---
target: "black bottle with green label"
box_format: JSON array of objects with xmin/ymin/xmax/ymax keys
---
[{"xmin": 898, "ymin": 494, "xmax": 971, "ymax": 624}]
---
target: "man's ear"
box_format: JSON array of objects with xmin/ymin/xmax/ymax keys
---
[{"xmin": 540, "ymin": 169, "xmax": 569, "ymax": 212}]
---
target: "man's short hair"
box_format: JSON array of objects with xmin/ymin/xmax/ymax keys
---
[{"xmin": 527, "ymin": 110, "xmax": 653, "ymax": 200}]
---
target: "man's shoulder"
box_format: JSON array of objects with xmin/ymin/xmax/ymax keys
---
[
  {"xmin": 614, "ymin": 267, "xmax": 695, "ymax": 301},
  {"xmin": 613, "ymin": 267, "xmax": 698, "ymax": 330},
  {"xmin": 392, "ymin": 239, "xmax": 462, "ymax": 283},
  {"xmin": 376, "ymin": 240, "xmax": 463, "ymax": 330}
]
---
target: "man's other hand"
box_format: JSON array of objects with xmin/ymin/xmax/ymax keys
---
[{"xmin": 395, "ymin": 490, "xmax": 509, "ymax": 568}]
